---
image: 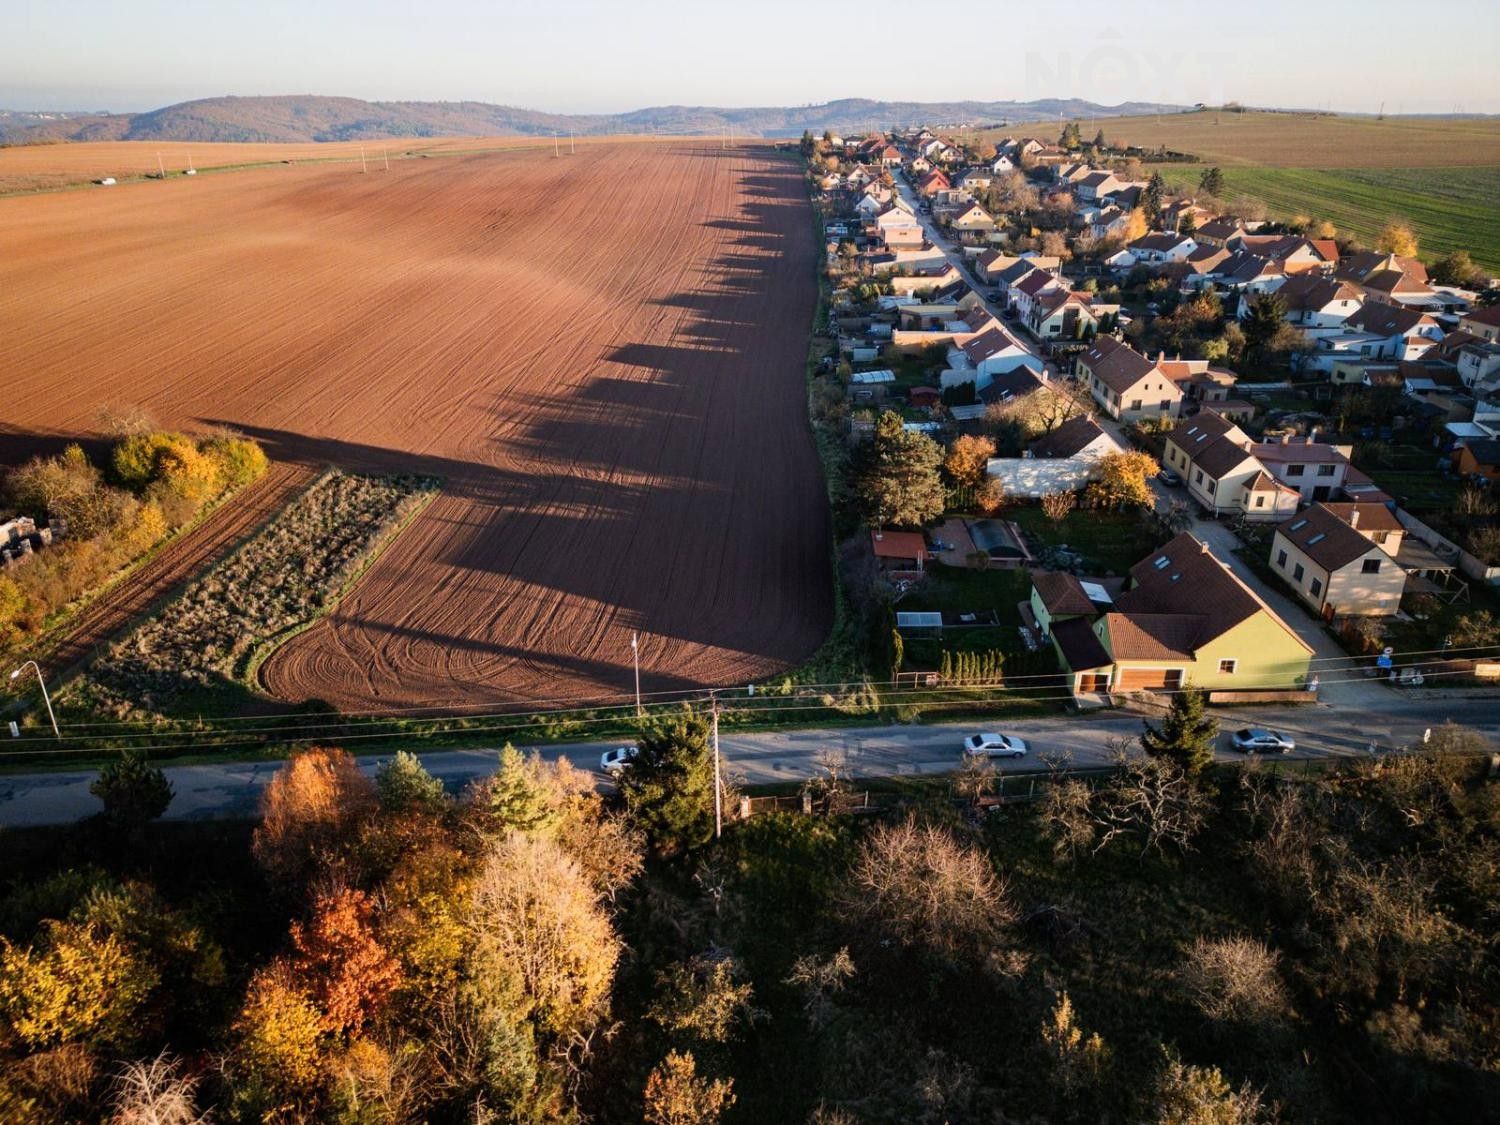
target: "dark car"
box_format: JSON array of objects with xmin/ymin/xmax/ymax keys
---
[{"xmin": 1157, "ymin": 468, "xmax": 1183, "ymax": 487}]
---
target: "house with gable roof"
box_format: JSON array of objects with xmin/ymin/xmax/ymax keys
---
[
  {"xmin": 1271, "ymin": 504, "xmax": 1406, "ymax": 617},
  {"xmin": 1042, "ymin": 533, "xmax": 1314, "ymax": 697},
  {"xmin": 1162, "ymin": 414, "xmax": 1299, "ymax": 521}
]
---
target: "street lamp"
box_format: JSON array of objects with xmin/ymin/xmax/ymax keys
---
[
  {"xmin": 8, "ymin": 661, "xmax": 60, "ymax": 739},
  {"xmin": 709, "ymin": 690, "xmax": 722, "ymax": 840}
]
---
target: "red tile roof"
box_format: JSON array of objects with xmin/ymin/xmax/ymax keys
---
[{"xmin": 871, "ymin": 530, "xmax": 927, "ymax": 561}]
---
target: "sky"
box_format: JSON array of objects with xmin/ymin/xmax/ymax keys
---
[{"xmin": 3, "ymin": 0, "xmax": 1496, "ymax": 116}]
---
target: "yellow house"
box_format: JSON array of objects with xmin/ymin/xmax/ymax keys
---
[{"xmin": 1042, "ymin": 532, "xmax": 1314, "ymax": 697}]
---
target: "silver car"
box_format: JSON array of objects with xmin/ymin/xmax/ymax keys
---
[
  {"xmin": 600, "ymin": 744, "xmax": 640, "ymax": 774},
  {"xmin": 1231, "ymin": 728, "xmax": 1295, "ymax": 754},
  {"xmin": 963, "ymin": 732, "xmax": 1028, "ymax": 759}
]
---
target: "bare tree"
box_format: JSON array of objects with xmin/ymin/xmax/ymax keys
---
[
  {"xmin": 845, "ymin": 819, "xmax": 1017, "ymax": 961},
  {"xmin": 1039, "ymin": 778, "xmax": 1096, "ymax": 861},
  {"xmin": 1181, "ymin": 936, "xmax": 1290, "ymax": 1024},
  {"xmin": 108, "ymin": 1051, "xmax": 208, "ymax": 1125},
  {"xmin": 785, "ymin": 947, "xmax": 856, "ymax": 1030},
  {"xmin": 1091, "ymin": 754, "xmax": 1208, "ymax": 859}
]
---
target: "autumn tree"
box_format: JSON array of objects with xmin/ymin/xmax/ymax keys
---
[
  {"xmin": 466, "ymin": 831, "xmax": 621, "ymax": 1042},
  {"xmin": 1121, "ymin": 207, "xmax": 1149, "ymax": 244},
  {"xmin": 227, "ymin": 963, "xmax": 327, "ymax": 1116},
  {"xmin": 1377, "ymin": 219, "xmax": 1419, "ymax": 257},
  {"xmin": 643, "ymin": 1050, "xmax": 735, "ymax": 1125},
  {"xmin": 1041, "ymin": 992, "xmax": 1112, "ymax": 1099},
  {"xmin": 89, "ymin": 750, "xmax": 173, "ymax": 834},
  {"xmin": 1140, "ymin": 687, "xmax": 1218, "ymax": 776},
  {"xmin": 618, "ymin": 711, "xmax": 717, "ymax": 854},
  {"xmin": 944, "ymin": 434, "xmax": 995, "ymax": 490},
  {"xmin": 253, "ymin": 746, "xmax": 378, "ymax": 892},
  {"xmin": 289, "ymin": 887, "xmax": 402, "ymax": 1035},
  {"xmin": 0, "ymin": 919, "xmax": 157, "ymax": 1051},
  {"xmin": 1085, "ymin": 450, "xmax": 1158, "ymax": 510},
  {"xmin": 1151, "ymin": 1046, "xmax": 1265, "ymax": 1125},
  {"xmin": 855, "ymin": 410, "xmax": 947, "ymax": 529},
  {"xmin": 1430, "ymin": 249, "xmax": 1485, "ymax": 288}
]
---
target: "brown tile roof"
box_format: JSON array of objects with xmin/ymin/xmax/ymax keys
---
[
  {"xmin": 1275, "ymin": 274, "xmax": 1362, "ymax": 312},
  {"xmin": 1345, "ymin": 302, "xmax": 1433, "ymax": 337},
  {"xmin": 977, "ymin": 367, "xmax": 1046, "ymax": 404},
  {"xmin": 1080, "ymin": 336, "xmax": 1157, "ymax": 395},
  {"xmin": 1276, "ymin": 504, "xmax": 1389, "ymax": 572},
  {"xmin": 1029, "ymin": 415, "xmax": 1107, "ymax": 459},
  {"xmin": 962, "ymin": 325, "xmax": 1025, "ymax": 364},
  {"xmin": 1192, "ymin": 436, "xmax": 1260, "ymax": 480},
  {"xmin": 1032, "ymin": 571, "xmax": 1098, "ymax": 617},
  {"xmin": 1461, "ymin": 306, "xmax": 1500, "ymax": 329},
  {"xmin": 1118, "ymin": 532, "xmax": 1313, "ymax": 654},
  {"xmin": 1167, "ymin": 412, "xmax": 1241, "ymax": 450},
  {"xmin": 1320, "ymin": 502, "xmax": 1403, "ymax": 533},
  {"xmin": 871, "ymin": 530, "xmax": 927, "ymax": 561},
  {"xmin": 1251, "ymin": 439, "xmax": 1350, "ymax": 465},
  {"xmin": 1015, "ymin": 270, "xmax": 1061, "ymax": 297},
  {"xmin": 1104, "ymin": 612, "xmax": 1202, "ymax": 660},
  {"xmin": 1052, "ymin": 616, "xmax": 1112, "ymax": 672}
]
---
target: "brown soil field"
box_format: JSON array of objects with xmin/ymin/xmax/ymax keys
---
[
  {"xmin": 38, "ymin": 462, "xmax": 316, "ymax": 679},
  {"xmin": 976, "ymin": 111, "xmax": 1500, "ymax": 168},
  {"xmin": 0, "ymin": 141, "xmax": 831, "ymax": 710},
  {"xmin": 0, "ymin": 135, "xmax": 663, "ymax": 195}
]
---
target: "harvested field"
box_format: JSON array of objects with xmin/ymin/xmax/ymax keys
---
[
  {"xmin": 0, "ymin": 136, "xmax": 615, "ymax": 195},
  {"xmin": 37, "ymin": 461, "xmax": 316, "ymax": 680},
  {"xmin": 0, "ymin": 141, "xmax": 831, "ymax": 710}
]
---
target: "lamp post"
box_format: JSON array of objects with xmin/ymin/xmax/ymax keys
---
[
  {"xmin": 630, "ymin": 632, "xmax": 642, "ymax": 717},
  {"xmin": 9, "ymin": 661, "xmax": 60, "ymax": 739}
]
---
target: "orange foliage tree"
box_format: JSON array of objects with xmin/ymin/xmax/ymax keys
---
[
  {"xmin": 290, "ymin": 888, "xmax": 402, "ymax": 1035},
  {"xmin": 252, "ymin": 747, "xmax": 378, "ymax": 892}
]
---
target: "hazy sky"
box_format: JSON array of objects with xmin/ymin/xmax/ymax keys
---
[{"xmin": 4, "ymin": 0, "xmax": 1496, "ymax": 115}]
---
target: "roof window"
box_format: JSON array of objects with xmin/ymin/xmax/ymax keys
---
[{"xmin": 1153, "ymin": 556, "xmax": 1171, "ymax": 569}]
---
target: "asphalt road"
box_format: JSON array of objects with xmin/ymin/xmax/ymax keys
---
[{"xmin": 3, "ymin": 697, "xmax": 1495, "ymax": 828}]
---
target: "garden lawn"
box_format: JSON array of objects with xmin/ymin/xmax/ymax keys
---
[{"xmin": 1009, "ymin": 506, "xmax": 1160, "ymax": 577}]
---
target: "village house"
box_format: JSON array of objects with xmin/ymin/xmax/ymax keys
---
[
  {"xmin": 1459, "ymin": 305, "xmax": 1500, "ymax": 343},
  {"xmin": 1263, "ymin": 274, "xmax": 1364, "ymax": 338},
  {"xmin": 943, "ymin": 325, "xmax": 1045, "ymax": 391},
  {"xmin": 1191, "ymin": 217, "xmax": 1246, "ymax": 248},
  {"xmin": 916, "ymin": 170, "xmax": 951, "ymax": 198},
  {"xmin": 1042, "ymin": 532, "xmax": 1314, "ymax": 699},
  {"xmin": 1271, "ymin": 504, "xmax": 1406, "ymax": 618},
  {"xmin": 1250, "ymin": 433, "xmax": 1353, "ymax": 501},
  {"xmin": 1162, "ymin": 414, "xmax": 1299, "ymax": 521},
  {"xmin": 1010, "ymin": 269, "xmax": 1070, "ymax": 325},
  {"xmin": 1126, "ymin": 232, "xmax": 1199, "ymax": 265},
  {"xmin": 871, "ymin": 202, "xmax": 925, "ymax": 249},
  {"xmin": 1336, "ymin": 251, "xmax": 1434, "ymax": 308},
  {"xmin": 1457, "ymin": 437, "xmax": 1500, "ymax": 482},
  {"xmin": 1079, "ymin": 337, "xmax": 1234, "ymax": 422},
  {"xmin": 990, "ymin": 153, "xmax": 1016, "ymax": 174},
  {"xmin": 871, "ymin": 529, "xmax": 928, "ymax": 572},
  {"xmin": 1308, "ymin": 302, "xmax": 1446, "ymax": 371},
  {"xmin": 1026, "ymin": 288, "xmax": 1099, "ymax": 341},
  {"xmin": 948, "ymin": 201, "xmax": 998, "ymax": 238}
]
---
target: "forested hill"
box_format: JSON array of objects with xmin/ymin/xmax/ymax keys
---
[{"xmin": 0, "ymin": 94, "xmax": 1183, "ymax": 144}]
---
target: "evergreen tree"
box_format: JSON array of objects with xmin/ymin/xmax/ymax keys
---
[
  {"xmin": 1198, "ymin": 166, "xmax": 1226, "ymax": 197},
  {"xmin": 90, "ymin": 751, "xmax": 173, "ymax": 833},
  {"xmin": 1093, "ymin": 128, "xmax": 1107, "ymax": 150},
  {"xmin": 619, "ymin": 711, "xmax": 716, "ymax": 854},
  {"xmin": 1139, "ymin": 688, "xmax": 1218, "ymax": 776},
  {"xmin": 375, "ymin": 750, "xmax": 447, "ymax": 813},
  {"xmin": 486, "ymin": 743, "xmax": 561, "ymax": 835},
  {"xmin": 1242, "ymin": 292, "xmax": 1290, "ymax": 363},
  {"xmin": 854, "ymin": 411, "xmax": 946, "ymax": 529},
  {"xmin": 1143, "ymin": 172, "xmax": 1165, "ymax": 227}
]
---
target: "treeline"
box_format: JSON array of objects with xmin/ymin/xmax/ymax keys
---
[
  {"xmin": 1, "ymin": 704, "xmax": 1495, "ymax": 1121},
  {"xmin": 0, "ymin": 429, "xmax": 268, "ymax": 654}
]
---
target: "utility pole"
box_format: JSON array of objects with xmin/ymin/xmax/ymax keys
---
[
  {"xmin": 156, "ymin": 152, "xmax": 165, "ymax": 177},
  {"xmin": 383, "ymin": 147, "xmax": 390, "ymax": 172},
  {"xmin": 360, "ymin": 146, "xmax": 367, "ymax": 173},
  {"xmin": 554, "ymin": 131, "xmax": 560, "ymax": 157},
  {"xmin": 710, "ymin": 691, "xmax": 722, "ymax": 839},
  {"xmin": 569, "ymin": 130, "xmax": 575, "ymax": 155},
  {"xmin": 631, "ymin": 632, "xmax": 642, "ymax": 717}
]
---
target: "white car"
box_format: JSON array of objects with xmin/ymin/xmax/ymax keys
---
[
  {"xmin": 1230, "ymin": 728, "xmax": 1295, "ymax": 754},
  {"xmin": 963, "ymin": 732, "xmax": 1028, "ymax": 759},
  {"xmin": 599, "ymin": 745, "xmax": 639, "ymax": 775}
]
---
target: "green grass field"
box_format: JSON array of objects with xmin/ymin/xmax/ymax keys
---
[{"xmin": 1152, "ymin": 164, "xmax": 1500, "ymax": 271}]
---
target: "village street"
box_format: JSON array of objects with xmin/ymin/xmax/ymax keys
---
[{"xmin": 3, "ymin": 694, "xmax": 1496, "ymax": 827}]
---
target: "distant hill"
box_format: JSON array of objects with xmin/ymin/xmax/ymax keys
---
[{"xmin": 0, "ymin": 94, "xmax": 1185, "ymax": 145}]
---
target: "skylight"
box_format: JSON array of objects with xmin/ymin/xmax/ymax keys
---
[
  {"xmin": 1289, "ymin": 519, "xmax": 1308, "ymax": 531},
  {"xmin": 1307, "ymin": 533, "xmax": 1326, "ymax": 545},
  {"xmin": 1153, "ymin": 556, "xmax": 1170, "ymax": 569}
]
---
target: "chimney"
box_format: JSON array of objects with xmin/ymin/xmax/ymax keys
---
[
  {"xmin": 1308, "ymin": 426, "xmax": 1319, "ymax": 443},
  {"xmin": 1200, "ymin": 541, "xmax": 1211, "ymax": 554},
  {"xmin": 1281, "ymin": 433, "xmax": 1291, "ymax": 445},
  {"xmin": 1349, "ymin": 507, "xmax": 1359, "ymax": 528},
  {"xmin": 1157, "ymin": 350, "xmax": 1165, "ymax": 364}
]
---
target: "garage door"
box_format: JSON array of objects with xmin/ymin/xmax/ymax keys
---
[{"xmin": 1116, "ymin": 668, "xmax": 1185, "ymax": 692}]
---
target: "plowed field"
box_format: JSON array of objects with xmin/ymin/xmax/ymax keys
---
[{"xmin": 0, "ymin": 142, "xmax": 830, "ymax": 709}]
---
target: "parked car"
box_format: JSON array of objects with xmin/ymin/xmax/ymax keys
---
[
  {"xmin": 1231, "ymin": 728, "xmax": 1295, "ymax": 754},
  {"xmin": 1157, "ymin": 468, "xmax": 1183, "ymax": 487},
  {"xmin": 600, "ymin": 744, "xmax": 640, "ymax": 774},
  {"xmin": 963, "ymin": 732, "xmax": 1028, "ymax": 759}
]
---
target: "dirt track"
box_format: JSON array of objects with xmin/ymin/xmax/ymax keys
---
[
  {"xmin": 38, "ymin": 463, "xmax": 316, "ymax": 679},
  {"xmin": 0, "ymin": 142, "xmax": 831, "ymax": 708}
]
